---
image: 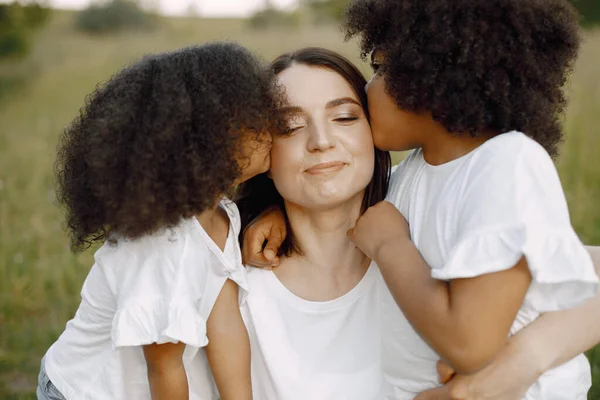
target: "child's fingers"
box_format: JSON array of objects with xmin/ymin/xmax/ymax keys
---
[
  {"xmin": 262, "ymin": 226, "xmax": 285, "ymax": 265},
  {"xmin": 242, "ymin": 235, "xmax": 280, "ymax": 270},
  {"xmin": 248, "ymin": 259, "xmax": 274, "ymax": 270},
  {"xmin": 244, "ymin": 247, "xmax": 274, "ymax": 269},
  {"xmin": 437, "ymin": 360, "xmax": 456, "ymax": 384},
  {"xmin": 242, "ymin": 222, "xmax": 268, "ymax": 264},
  {"xmin": 346, "ymin": 227, "xmax": 355, "ymax": 241},
  {"xmin": 264, "ymin": 248, "xmax": 276, "ymax": 261},
  {"xmin": 414, "ymin": 386, "xmax": 451, "ymax": 400}
]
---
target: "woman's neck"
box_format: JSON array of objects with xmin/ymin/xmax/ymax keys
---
[{"xmin": 284, "ymin": 193, "xmax": 368, "ymax": 273}]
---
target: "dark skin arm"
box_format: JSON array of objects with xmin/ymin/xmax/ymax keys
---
[
  {"xmin": 143, "ymin": 342, "xmax": 188, "ymax": 400},
  {"xmin": 365, "ymin": 226, "xmax": 530, "ymax": 373},
  {"xmin": 416, "ymin": 247, "xmax": 600, "ymax": 400},
  {"xmin": 348, "ymin": 201, "xmax": 531, "ymax": 374},
  {"xmin": 205, "ymin": 279, "xmax": 253, "ymax": 400}
]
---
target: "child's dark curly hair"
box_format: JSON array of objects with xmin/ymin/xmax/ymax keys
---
[
  {"xmin": 343, "ymin": 0, "xmax": 581, "ymax": 157},
  {"xmin": 56, "ymin": 42, "xmax": 284, "ymax": 251}
]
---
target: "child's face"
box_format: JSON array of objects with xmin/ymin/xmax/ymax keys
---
[
  {"xmin": 365, "ymin": 51, "xmax": 434, "ymax": 152},
  {"xmin": 235, "ymin": 130, "xmax": 272, "ymax": 184}
]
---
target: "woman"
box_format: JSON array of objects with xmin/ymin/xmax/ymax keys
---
[
  {"xmin": 236, "ymin": 47, "xmax": 391, "ymax": 399},
  {"xmin": 239, "ymin": 47, "xmax": 600, "ymax": 399}
]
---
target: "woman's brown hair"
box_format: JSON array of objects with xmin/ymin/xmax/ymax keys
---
[{"xmin": 237, "ymin": 47, "xmax": 391, "ymax": 256}]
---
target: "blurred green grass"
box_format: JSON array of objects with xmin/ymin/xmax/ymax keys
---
[{"xmin": 0, "ymin": 12, "xmax": 599, "ymax": 399}]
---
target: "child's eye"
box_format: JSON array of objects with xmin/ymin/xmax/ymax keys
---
[{"xmin": 370, "ymin": 62, "xmax": 381, "ymax": 73}]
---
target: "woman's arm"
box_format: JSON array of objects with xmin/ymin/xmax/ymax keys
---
[
  {"xmin": 143, "ymin": 342, "xmax": 188, "ymax": 400},
  {"xmin": 415, "ymin": 246, "xmax": 600, "ymax": 400},
  {"xmin": 205, "ymin": 279, "xmax": 253, "ymax": 400}
]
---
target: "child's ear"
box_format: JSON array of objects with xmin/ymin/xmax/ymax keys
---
[{"xmin": 267, "ymin": 170, "xmax": 273, "ymax": 179}]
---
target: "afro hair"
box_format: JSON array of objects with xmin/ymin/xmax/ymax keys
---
[
  {"xmin": 344, "ymin": 0, "xmax": 581, "ymax": 157},
  {"xmin": 56, "ymin": 42, "xmax": 284, "ymax": 251}
]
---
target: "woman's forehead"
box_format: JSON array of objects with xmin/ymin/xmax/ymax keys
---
[{"xmin": 277, "ymin": 65, "xmax": 359, "ymax": 106}]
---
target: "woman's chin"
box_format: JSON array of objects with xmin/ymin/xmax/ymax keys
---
[{"xmin": 297, "ymin": 189, "xmax": 365, "ymax": 211}]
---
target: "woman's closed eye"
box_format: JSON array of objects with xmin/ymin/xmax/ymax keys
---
[
  {"xmin": 284, "ymin": 124, "xmax": 304, "ymax": 135},
  {"xmin": 282, "ymin": 114, "xmax": 306, "ymax": 136},
  {"xmin": 333, "ymin": 114, "xmax": 359, "ymax": 124}
]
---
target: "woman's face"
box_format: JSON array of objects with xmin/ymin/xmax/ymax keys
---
[{"xmin": 270, "ymin": 64, "xmax": 375, "ymax": 211}]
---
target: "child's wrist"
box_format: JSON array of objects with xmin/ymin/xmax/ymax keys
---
[{"xmin": 373, "ymin": 236, "xmax": 414, "ymax": 263}]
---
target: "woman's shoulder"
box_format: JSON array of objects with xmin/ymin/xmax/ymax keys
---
[{"xmin": 243, "ymin": 265, "xmax": 272, "ymax": 286}]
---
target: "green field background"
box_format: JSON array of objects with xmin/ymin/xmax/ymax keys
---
[{"xmin": 1, "ymin": 12, "xmax": 599, "ymax": 399}]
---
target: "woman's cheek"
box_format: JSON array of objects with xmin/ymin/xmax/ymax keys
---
[
  {"xmin": 348, "ymin": 123, "xmax": 376, "ymax": 184},
  {"xmin": 347, "ymin": 122, "xmax": 375, "ymax": 157},
  {"xmin": 269, "ymin": 139, "xmax": 300, "ymax": 198},
  {"xmin": 270, "ymin": 138, "xmax": 297, "ymax": 173}
]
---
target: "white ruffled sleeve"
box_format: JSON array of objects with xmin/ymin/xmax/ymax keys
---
[
  {"xmin": 105, "ymin": 220, "xmax": 239, "ymax": 350},
  {"xmin": 431, "ymin": 136, "xmax": 598, "ymax": 312},
  {"xmin": 112, "ymin": 297, "xmax": 209, "ymax": 349}
]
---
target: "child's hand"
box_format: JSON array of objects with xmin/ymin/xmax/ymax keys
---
[
  {"xmin": 414, "ymin": 362, "xmax": 470, "ymax": 400},
  {"xmin": 242, "ymin": 206, "xmax": 286, "ymax": 268},
  {"xmin": 347, "ymin": 201, "xmax": 410, "ymax": 260},
  {"xmin": 436, "ymin": 360, "xmax": 456, "ymax": 384}
]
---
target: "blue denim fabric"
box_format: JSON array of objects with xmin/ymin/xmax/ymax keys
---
[{"xmin": 37, "ymin": 357, "xmax": 66, "ymax": 400}]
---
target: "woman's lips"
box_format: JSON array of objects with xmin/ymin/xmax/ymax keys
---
[{"xmin": 305, "ymin": 161, "xmax": 347, "ymax": 175}]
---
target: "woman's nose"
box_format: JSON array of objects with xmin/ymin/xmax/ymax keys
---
[{"xmin": 307, "ymin": 122, "xmax": 335, "ymax": 152}]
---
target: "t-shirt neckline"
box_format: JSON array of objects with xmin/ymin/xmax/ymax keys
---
[{"xmin": 263, "ymin": 262, "xmax": 377, "ymax": 312}]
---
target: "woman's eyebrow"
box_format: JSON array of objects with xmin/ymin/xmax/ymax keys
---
[
  {"xmin": 325, "ymin": 97, "xmax": 361, "ymax": 109},
  {"xmin": 279, "ymin": 105, "xmax": 303, "ymax": 114}
]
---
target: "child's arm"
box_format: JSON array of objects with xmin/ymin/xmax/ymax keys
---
[
  {"xmin": 205, "ymin": 279, "xmax": 252, "ymax": 400},
  {"xmin": 416, "ymin": 247, "xmax": 600, "ymax": 399},
  {"xmin": 348, "ymin": 201, "xmax": 531, "ymax": 374},
  {"xmin": 143, "ymin": 342, "xmax": 188, "ymax": 400}
]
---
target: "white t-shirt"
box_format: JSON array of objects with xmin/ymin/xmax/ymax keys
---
[
  {"xmin": 43, "ymin": 199, "xmax": 246, "ymax": 400},
  {"xmin": 241, "ymin": 264, "xmax": 387, "ymax": 400},
  {"xmin": 381, "ymin": 131, "xmax": 599, "ymax": 399}
]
